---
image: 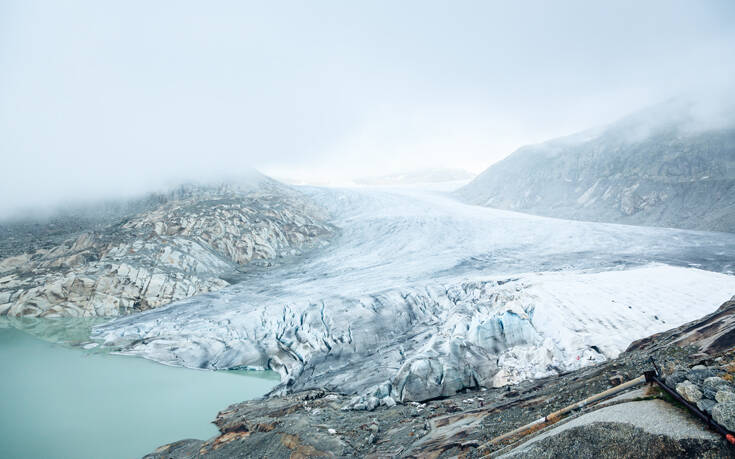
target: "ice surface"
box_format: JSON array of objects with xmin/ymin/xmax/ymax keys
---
[{"xmin": 93, "ymin": 187, "xmax": 735, "ymax": 403}]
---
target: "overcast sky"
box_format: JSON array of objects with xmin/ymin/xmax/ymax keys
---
[{"xmin": 1, "ymin": 0, "xmax": 734, "ymax": 215}]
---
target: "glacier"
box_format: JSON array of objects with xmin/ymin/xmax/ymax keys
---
[{"xmin": 93, "ymin": 187, "xmax": 735, "ymax": 404}]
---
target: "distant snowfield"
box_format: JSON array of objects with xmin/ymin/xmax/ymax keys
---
[{"xmin": 94, "ymin": 187, "xmax": 735, "ymax": 402}]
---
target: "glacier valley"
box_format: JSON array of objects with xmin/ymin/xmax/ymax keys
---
[{"xmin": 94, "ymin": 186, "xmax": 735, "ymax": 406}]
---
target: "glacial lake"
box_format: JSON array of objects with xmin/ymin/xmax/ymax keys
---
[{"xmin": 0, "ymin": 324, "xmax": 278, "ymax": 459}]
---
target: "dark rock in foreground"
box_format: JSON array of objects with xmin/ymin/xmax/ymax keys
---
[
  {"xmin": 500, "ymin": 419, "xmax": 730, "ymax": 459},
  {"xmin": 0, "ymin": 176, "xmax": 333, "ymax": 317}
]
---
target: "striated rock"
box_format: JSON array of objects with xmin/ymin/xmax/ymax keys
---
[
  {"xmin": 627, "ymin": 298, "xmax": 735, "ymax": 356},
  {"xmin": 144, "ymin": 439, "xmax": 204, "ymax": 459},
  {"xmin": 0, "ymin": 178, "xmax": 333, "ymax": 318},
  {"xmin": 675, "ymin": 381, "xmax": 702, "ymax": 403}
]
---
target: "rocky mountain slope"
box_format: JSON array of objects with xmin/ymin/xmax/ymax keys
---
[
  {"xmin": 144, "ymin": 297, "xmax": 735, "ymax": 458},
  {"xmin": 455, "ymin": 101, "xmax": 735, "ymax": 232},
  {"xmin": 0, "ymin": 176, "xmax": 334, "ymax": 317}
]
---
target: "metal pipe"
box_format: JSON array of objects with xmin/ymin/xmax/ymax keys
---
[
  {"xmin": 479, "ymin": 369, "xmax": 735, "ymax": 456},
  {"xmin": 650, "ymin": 373, "xmax": 735, "ymax": 445}
]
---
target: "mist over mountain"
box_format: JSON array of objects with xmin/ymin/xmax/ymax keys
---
[
  {"xmin": 3, "ymin": 2, "xmax": 735, "ymax": 458},
  {"xmin": 455, "ymin": 99, "xmax": 735, "ymax": 232}
]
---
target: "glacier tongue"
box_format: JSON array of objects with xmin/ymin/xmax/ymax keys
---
[{"xmin": 92, "ymin": 187, "xmax": 735, "ymax": 404}]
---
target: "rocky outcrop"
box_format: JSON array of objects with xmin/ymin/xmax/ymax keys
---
[
  {"xmin": 627, "ymin": 296, "xmax": 735, "ymax": 355},
  {"xmin": 456, "ymin": 100, "xmax": 735, "ymax": 232},
  {"xmin": 0, "ymin": 178, "xmax": 334, "ymax": 317}
]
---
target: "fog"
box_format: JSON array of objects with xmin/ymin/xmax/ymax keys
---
[{"xmin": 1, "ymin": 0, "xmax": 734, "ymax": 217}]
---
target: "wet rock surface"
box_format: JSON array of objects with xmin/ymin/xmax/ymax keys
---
[
  {"xmin": 145, "ymin": 298, "xmax": 735, "ymax": 458},
  {"xmin": 0, "ymin": 177, "xmax": 333, "ymax": 317}
]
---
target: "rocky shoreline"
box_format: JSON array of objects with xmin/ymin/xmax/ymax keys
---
[{"xmin": 145, "ymin": 297, "xmax": 735, "ymax": 458}]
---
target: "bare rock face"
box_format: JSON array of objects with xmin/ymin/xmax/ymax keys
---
[
  {"xmin": 626, "ymin": 297, "xmax": 735, "ymax": 355},
  {"xmin": 0, "ymin": 179, "xmax": 333, "ymax": 317},
  {"xmin": 456, "ymin": 100, "xmax": 735, "ymax": 233}
]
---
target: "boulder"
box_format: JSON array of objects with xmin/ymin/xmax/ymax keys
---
[
  {"xmin": 697, "ymin": 398, "xmax": 716, "ymax": 414},
  {"xmin": 715, "ymin": 390, "xmax": 735, "ymax": 404},
  {"xmin": 712, "ymin": 401, "xmax": 735, "ymax": 431},
  {"xmin": 702, "ymin": 376, "xmax": 731, "ymax": 399},
  {"xmin": 675, "ymin": 381, "xmax": 702, "ymax": 403}
]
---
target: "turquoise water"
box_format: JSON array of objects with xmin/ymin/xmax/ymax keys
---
[{"xmin": 0, "ymin": 326, "xmax": 278, "ymax": 459}]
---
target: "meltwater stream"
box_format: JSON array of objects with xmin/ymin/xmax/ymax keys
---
[{"xmin": 0, "ymin": 325, "xmax": 277, "ymax": 459}]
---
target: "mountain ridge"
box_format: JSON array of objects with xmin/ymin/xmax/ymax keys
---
[
  {"xmin": 456, "ymin": 101, "xmax": 735, "ymax": 232},
  {"xmin": 0, "ymin": 175, "xmax": 334, "ymax": 317}
]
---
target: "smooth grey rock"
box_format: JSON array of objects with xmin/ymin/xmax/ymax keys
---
[
  {"xmin": 675, "ymin": 381, "xmax": 702, "ymax": 403},
  {"xmin": 501, "ymin": 400, "xmax": 726, "ymax": 458}
]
